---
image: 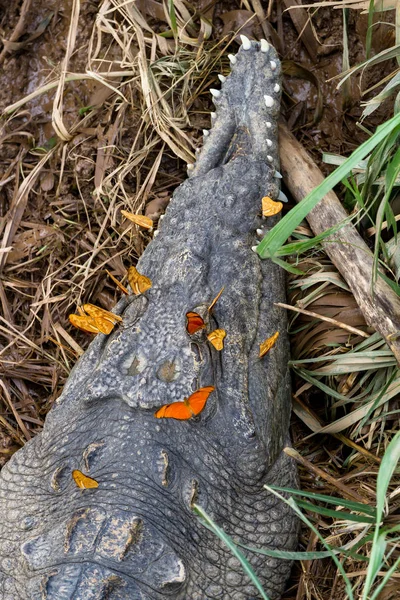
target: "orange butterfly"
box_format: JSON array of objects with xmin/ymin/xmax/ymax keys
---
[
  {"xmin": 154, "ymin": 386, "xmax": 215, "ymax": 420},
  {"xmin": 121, "ymin": 210, "xmax": 154, "ymax": 231},
  {"xmin": 207, "ymin": 329, "xmax": 226, "ymax": 351},
  {"xmin": 72, "ymin": 469, "xmax": 99, "ymax": 489},
  {"xmin": 127, "ymin": 265, "xmax": 152, "ymax": 295},
  {"xmin": 69, "ymin": 304, "xmax": 122, "ymax": 335},
  {"xmin": 259, "ymin": 331, "xmax": 279, "ymax": 358},
  {"xmin": 186, "ymin": 311, "xmax": 206, "ymax": 335},
  {"xmin": 262, "ymin": 196, "xmax": 283, "ymax": 217}
]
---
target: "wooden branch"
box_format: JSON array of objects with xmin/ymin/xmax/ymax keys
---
[{"xmin": 278, "ymin": 122, "xmax": 400, "ymax": 365}]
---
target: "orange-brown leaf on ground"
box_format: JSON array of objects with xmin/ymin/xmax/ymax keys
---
[
  {"xmin": 72, "ymin": 469, "xmax": 99, "ymax": 489},
  {"xmin": 121, "ymin": 210, "xmax": 154, "ymax": 230},
  {"xmin": 154, "ymin": 386, "xmax": 215, "ymax": 420},
  {"xmin": 127, "ymin": 266, "xmax": 152, "ymax": 295},
  {"xmin": 262, "ymin": 196, "xmax": 283, "ymax": 217},
  {"xmin": 207, "ymin": 329, "xmax": 226, "ymax": 351},
  {"xmin": 259, "ymin": 331, "xmax": 279, "ymax": 358}
]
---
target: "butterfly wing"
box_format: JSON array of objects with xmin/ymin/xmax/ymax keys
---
[
  {"xmin": 127, "ymin": 266, "xmax": 152, "ymax": 295},
  {"xmin": 154, "ymin": 401, "xmax": 192, "ymax": 420},
  {"xmin": 187, "ymin": 386, "xmax": 215, "ymax": 416},
  {"xmin": 207, "ymin": 329, "xmax": 226, "ymax": 351},
  {"xmin": 72, "ymin": 469, "xmax": 99, "ymax": 489},
  {"xmin": 259, "ymin": 331, "xmax": 279, "ymax": 357},
  {"xmin": 186, "ymin": 311, "xmax": 205, "ymax": 334},
  {"xmin": 82, "ymin": 304, "xmax": 122, "ymax": 324},
  {"xmin": 262, "ymin": 196, "xmax": 283, "ymax": 217},
  {"xmin": 69, "ymin": 314, "xmax": 101, "ymax": 334}
]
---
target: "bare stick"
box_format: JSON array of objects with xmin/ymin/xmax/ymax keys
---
[
  {"xmin": 278, "ymin": 122, "xmax": 400, "ymax": 365},
  {"xmin": 275, "ymin": 301, "xmax": 369, "ymax": 338}
]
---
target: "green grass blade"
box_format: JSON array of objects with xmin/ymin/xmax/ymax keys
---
[
  {"xmin": 362, "ymin": 431, "xmax": 400, "ymax": 598},
  {"xmin": 296, "ymin": 500, "xmax": 375, "ymax": 523},
  {"xmin": 264, "ymin": 486, "xmax": 354, "ymax": 600},
  {"xmin": 193, "ymin": 504, "xmax": 270, "ymax": 600},
  {"xmin": 257, "ymin": 113, "xmax": 400, "ymax": 258},
  {"xmin": 270, "ymin": 486, "xmax": 376, "ymax": 516},
  {"xmin": 238, "ymin": 544, "xmax": 358, "ymax": 561}
]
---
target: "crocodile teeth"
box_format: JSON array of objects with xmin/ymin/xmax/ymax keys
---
[
  {"xmin": 195, "ymin": 148, "xmax": 201, "ymax": 154},
  {"xmin": 159, "ymin": 214, "xmax": 165, "ymax": 221},
  {"xmin": 210, "ymin": 112, "xmax": 217, "ymax": 120},
  {"xmin": 218, "ymin": 74, "xmax": 226, "ymax": 83},
  {"xmin": 154, "ymin": 230, "xmax": 159, "ymax": 237},
  {"xmin": 187, "ymin": 163, "xmax": 195, "ymax": 171},
  {"xmin": 266, "ymin": 139, "xmax": 273, "ymax": 147},
  {"xmin": 203, "ymin": 129, "xmax": 209, "ymax": 137},
  {"xmin": 267, "ymin": 155, "xmax": 273, "ymax": 162},
  {"xmin": 266, "ymin": 122, "xmax": 272, "ymax": 128},
  {"xmin": 210, "ymin": 88, "xmax": 221, "ymax": 98},
  {"xmin": 274, "ymin": 83, "xmax": 280, "ymax": 93},
  {"xmin": 240, "ymin": 35, "xmax": 252, "ymax": 50},
  {"xmin": 264, "ymin": 95, "xmax": 274, "ymax": 108},
  {"xmin": 228, "ymin": 54, "xmax": 237, "ymax": 65},
  {"xmin": 278, "ymin": 191, "xmax": 289, "ymax": 203},
  {"xmin": 270, "ymin": 60, "xmax": 277, "ymax": 71},
  {"xmin": 256, "ymin": 228, "xmax": 264, "ymax": 237},
  {"xmin": 251, "ymin": 246, "xmax": 258, "ymax": 252},
  {"xmin": 260, "ymin": 39, "xmax": 269, "ymax": 53},
  {"xmin": 274, "ymin": 171, "xmax": 283, "ymax": 179}
]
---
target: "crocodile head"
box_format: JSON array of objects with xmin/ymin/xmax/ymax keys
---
[{"xmin": 0, "ymin": 39, "xmax": 298, "ymax": 599}]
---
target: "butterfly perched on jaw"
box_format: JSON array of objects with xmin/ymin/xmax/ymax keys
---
[
  {"xmin": 69, "ymin": 304, "xmax": 122, "ymax": 335},
  {"xmin": 154, "ymin": 386, "xmax": 215, "ymax": 420}
]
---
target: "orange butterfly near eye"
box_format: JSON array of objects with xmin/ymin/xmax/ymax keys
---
[
  {"xmin": 262, "ymin": 196, "xmax": 283, "ymax": 217},
  {"xmin": 185, "ymin": 288, "xmax": 224, "ymax": 335},
  {"xmin": 72, "ymin": 469, "xmax": 99, "ymax": 489},
  {"xmin": 207, "ymin": 329, "xmax": 226, "ymax": 351},
  {"xmin": 154, "ymin": 386, "xmax": 215, "ymax": 420},
  {"xmin": 186, "ymin": 311, "xmax": 206, "ymax": 334},
  {"xmin": 127, "ymin": 265, "xmax": 152, "ymax": 295},
  {"xmin": 69, "ymin": 304, "xmax": 122, "ymax": 335},
  {"xmin": 259, "ymin": 331, "xmax": 279, "ymax": 358}
]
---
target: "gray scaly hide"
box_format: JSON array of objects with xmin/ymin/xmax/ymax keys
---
[{"xmin": 0, "ymin": 39, "xmax": 298, "ymax": 599}]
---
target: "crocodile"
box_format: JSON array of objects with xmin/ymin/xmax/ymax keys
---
[{"xmin": 0, "ymin": 38, "xmax": 298, "ymax": 599}]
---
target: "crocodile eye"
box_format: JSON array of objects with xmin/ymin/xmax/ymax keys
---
[{"xmin": 156, "ymin": 360, "xmax": 181, "ymax": 383}]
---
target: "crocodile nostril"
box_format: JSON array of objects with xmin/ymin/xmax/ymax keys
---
[{"xmin": 156, "ymin": 360, "xmax": 180, "ymax": 383}]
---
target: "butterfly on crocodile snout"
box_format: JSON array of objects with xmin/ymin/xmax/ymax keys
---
[
  {"xmin": 69, "ymin": 304, "xmax": 122, "ymax": 335},
  {"xmin": 186, "ymin": 311, "xmax": 206, "ymax": 334},
  {"xmin": 207, "ymin": 329, "xmax": 226, "ymax": 351},
  {"xmin": 72, "ymin": 469, "xmax": 99, "ymax": 489},
  {"xmin": 262, "ymin": 196, "xmax": 283, "ymax": 217},
  {"xmin": 259, "ymin": 331, "xmax": 279, "ymax": 358},
  {"xmin": 154, "ymin": 386, "xmax": 215, "ymax": 420},
  {"xmin": 127, "ymin": 265, "xmax": 152, "ymax": 295}
]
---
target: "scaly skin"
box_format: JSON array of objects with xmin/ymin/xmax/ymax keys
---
[{"xmin": 0, "ymin": 39, "xmax": 298, "ymax": 599}]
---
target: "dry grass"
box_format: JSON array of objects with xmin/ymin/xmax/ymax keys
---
[{"xmin": 1, "ymin": 1, "xmax": 400, "ymax": 599}]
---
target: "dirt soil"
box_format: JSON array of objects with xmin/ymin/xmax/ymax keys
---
[{"xmin": 0, "ymin": 1, "xmax": 397, "ymax": 598}]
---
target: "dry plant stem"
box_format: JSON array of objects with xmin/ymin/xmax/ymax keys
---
[
  {"xmin": 279, "ymin": 122, "xmax": 400, "ymax": 366},
  {"xmin": 275, "ymin": 301, "xmax": 369, "ymax": 338},
  {"xmin": 284, "ymin": 447, "xmax": 368, "ymax": 504},
  {"xmin": 282, "ymin": 0, "xmax": 319, "ymax": 58}
]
